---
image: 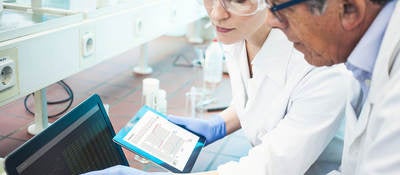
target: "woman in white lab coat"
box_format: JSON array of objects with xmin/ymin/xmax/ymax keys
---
[
  {"xmin": 172, "ymin": 0, "xmax": 362, "ymax": 174},
  {"xmin": 84, "ymin": 0, "xmax": 360, "ymax": 175}
]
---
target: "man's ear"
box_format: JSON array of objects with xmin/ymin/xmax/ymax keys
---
[{"xmin": 340, "ymin": 0, "xmax": 365, "ymax": 31}]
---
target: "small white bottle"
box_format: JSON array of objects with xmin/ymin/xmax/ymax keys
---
[
  {"xmin": 203, "ymin": 40, "xmax": 224, "ymax": 94},
  {"xmin": 142, "ymin": 78, "xmax": 159, "ymax": 108},
  {"xmin": 155, "ymin": 89, "xmax": 167, "ymax": 114}
]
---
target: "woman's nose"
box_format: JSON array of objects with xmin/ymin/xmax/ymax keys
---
[{"xmin": 209, "ymin": 0, "xmax": 230, "ymax": 21}]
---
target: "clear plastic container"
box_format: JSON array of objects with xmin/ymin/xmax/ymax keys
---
[
  {"xmin": 203, "ymin": 40, "xmax": 223, "ymax": 97},
  {"xmin": 155, "ymin": 89, "xmax": 167, "ymax": 114},
  {"xmin": 185, "ymin": 87, "xmax": 206, "ymax": 118}
]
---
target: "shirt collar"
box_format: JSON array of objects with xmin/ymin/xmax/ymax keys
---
[
  {"xmin": 345, "ymin": 0, "xmax": 396, "ymax": 75},
  {"xmin": 251, "ymin": 29, "xmax": 293, "ymax": 86}
]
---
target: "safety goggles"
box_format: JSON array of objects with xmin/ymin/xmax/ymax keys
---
[
  {"xmin": 198, "ymin": 0, "xmax": 268, "ymax": 16},
  {"xmin": 198, "ymin": 0, "xmax": 308, "ymax": 17}
]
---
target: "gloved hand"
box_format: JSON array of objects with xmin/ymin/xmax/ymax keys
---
[
  {"xmin": 81, "ymin": 165, "xmax": 171, "ymax": 175},
  {"xmin": 167, "ymin": 115, "xmax": 226, "ymax": 145}
]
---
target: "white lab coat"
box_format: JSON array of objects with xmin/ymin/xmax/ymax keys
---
[
  {"xmin": 217, "ymin": 29, "xmax": 361, "ymax": 175},
  {"xmin": 329, "ymin": 1, "xmax": 400, "ymax": 175}
]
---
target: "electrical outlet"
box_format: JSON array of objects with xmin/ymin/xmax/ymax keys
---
[
  {"xmin": 0, "ymin": 47, "xmax": 19, "ymax": 105},
  {"xmin": 0, "ymin": 57, "xmax": 16, "ymax": 91},
  {"xmin": 82, "ymin": 32, "xmax": 96, "ymax": 57},
  {"xmin": 79, "ymin": 24, "xmax": 97, "ymax": 69}
]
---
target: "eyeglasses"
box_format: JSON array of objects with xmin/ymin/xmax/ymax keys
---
[
  {"xmin": 198, "ymin": 0, "xmax": 268, "ymax": 16},
  {"xmin": 197, "ymin": 0, "xmax": 308, "ymax": 17},
  {"xmin": 267, "ymin": 0, "xmax": 308, "ymax": 22}
]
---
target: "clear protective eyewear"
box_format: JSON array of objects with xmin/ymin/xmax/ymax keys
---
[{"xmin": 197, "ymin": 0, "xmax": 268, "ymax": 16}]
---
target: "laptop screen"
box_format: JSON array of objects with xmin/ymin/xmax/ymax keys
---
[{"xmin": 5, "ymin": 94, "xmax": 128, "ymax": 175}]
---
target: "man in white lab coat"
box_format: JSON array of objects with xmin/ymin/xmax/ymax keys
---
[{"xmin": 266, "ymin": 0, "xmax": 400, "ymax": 174}]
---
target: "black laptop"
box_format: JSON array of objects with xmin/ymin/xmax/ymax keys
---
[{"xmin": 4, "ymin": 94, "xmax": 128, "ymax": 175}]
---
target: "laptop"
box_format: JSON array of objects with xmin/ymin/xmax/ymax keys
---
[{"xmin": 4, "ymin": 94, "xmax": 128, "ymax": 175}]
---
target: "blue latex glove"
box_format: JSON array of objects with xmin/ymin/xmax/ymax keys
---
[
  {"xmin": 81, "ymin": 165, "xmax": 170, "ymax": 175},
  {"xmin": 167, "ymin": 115, "xmax": 226, "ymax": 145}
]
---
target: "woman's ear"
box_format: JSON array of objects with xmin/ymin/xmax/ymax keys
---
[{"xmin": 340, "ymin": 0, "xmax": 365, "ymax": 31}]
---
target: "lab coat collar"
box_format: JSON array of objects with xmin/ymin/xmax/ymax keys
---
[
  {"xmin": 251, "ymin": 29, "xmax": 292, "ymax": 86},
  {"xmin": 222, "ymin": 40, "xmax": 249, "ymax": 77},
  {"xmin": 347, "ymin": 0, "xmax": 399, "ymax": 147},
  {"xmin": 365, "ymin": 0, "xmax": 397, "ymax": 104},
  {"xmin": 222, "ymin": 41, "xmax": 244, "ymax": 61},
  {"xmin": 345, "ymin": 0, "xmax": 394, "ymax": 80}
]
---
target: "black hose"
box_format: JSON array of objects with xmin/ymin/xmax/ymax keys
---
[{"xmin": 24, "ymin": 80, "xmax": 74, "ymax": 118}]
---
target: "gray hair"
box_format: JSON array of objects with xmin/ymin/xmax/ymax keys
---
[
  {"xmin": 304, "ymin": 0, "xmax": 392, "ymax": 15},
  {"xmin": 305, "ymin": 0, "xmax": 327, "ymax": 14}
]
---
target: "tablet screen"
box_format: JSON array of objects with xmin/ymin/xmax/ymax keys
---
[{"xmin": 113, "ymin": 106, "xmax": 205, "ymax": 173}]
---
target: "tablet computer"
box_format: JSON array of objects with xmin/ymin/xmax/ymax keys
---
[{"xmin": 113, "ymin": 106, "xmax": 206, "ymax": 173}]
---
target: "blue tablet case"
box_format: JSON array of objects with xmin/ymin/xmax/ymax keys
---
[{"xmin": 113, "ymin": 106, "xmax": 205, "ymax": 173}]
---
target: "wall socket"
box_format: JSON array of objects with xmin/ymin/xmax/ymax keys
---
[
  {"xmin": 81, "ymin": 32, "xmax": 96, "ymax": 57},
  {"xmin": 79, "ymin": 24, "xmax": 97, "ymax": 69},
  {"xmin": 0, "ymin": 57, "xmax": 16, "ymax": 91},
  {"xmin": 0, "ymin": 47, "xmax": 19, "ymax": 105},
  {"xmin": 79, "ymin": 23, "xmax": 99, "ymax": 69}
]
